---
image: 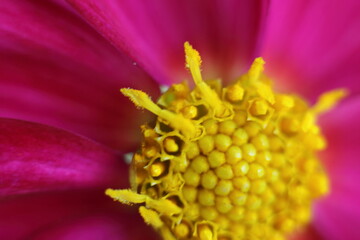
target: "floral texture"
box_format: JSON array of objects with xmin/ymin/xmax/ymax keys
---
[{"xmin": 1, "ymin": 0, "xmax": 360, "ymax": 240}]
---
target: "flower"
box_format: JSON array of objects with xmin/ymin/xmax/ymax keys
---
[{"xmin": 0, "ymin": 0, "xmax": 359, "ymax": 240}]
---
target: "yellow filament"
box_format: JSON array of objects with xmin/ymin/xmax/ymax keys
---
[
  {"xmin": 184, "ymin": 42, "xmax": 230, "ymax": 118},
  {"xmin": 312, "ymin": 88, "xmax": 348, "ymax": 114},
  {"xmin": 106, "ymin": 189, "xmax": 181, "ymax": 216},
  {"xmin": 121, "ymin": 88, "xmax": 199, "ymax": 139},
  {"xmin": 139, "ymin": 206, "xmax": 164, "ymax": 228},
  {"xmin": 184, "ymin": 41, "xmax": 203, "ymax": 84},
  {"xmin": 146, "ymin": 198, "xmax": 182, "ymax": 216},
  {"xmin": 245, "ymin": 58, "xmax": 275, "ymax": 104},
  {"xmin": 248, "ymin": 57, "xmax": 265, "ymax": 83},
  {"xmin": 105, "ymin": 189, "xmax": 147, "ymax": 204}
]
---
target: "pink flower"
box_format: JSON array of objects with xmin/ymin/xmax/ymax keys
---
[{"xmin": 0, "ymin": 0, "xmax": 359, "ymax": 240}]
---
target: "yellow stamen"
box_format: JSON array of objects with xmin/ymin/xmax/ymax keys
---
[
  {"xmin": 105, "ymin": 189, "xmax": 147, "ymax": 204},
  {"xmin": 184, "ymin": 42, "xmax": 232, "ymax": 118},
  {"xmin": 108, "ymin": 43, "xmax": 346, "ymax": 240},
  {"xmin": 139, "ymin": 206, "xmax": 164, "ymax": 228},
  {"xmin": 121, "ymin": 88, "xmax": 200, "ymax": 139},
  {"xmin": 226, "ymin": 84, "xmax": 245, "ymax": 102},
  {"xmin": 312, "ymin": 88, "xmax": 348, "ymax": 114},
  {"xmin": 245, "ymin": 57, "xmax": 275, "ymax": 104},
  {"xmin": 182, "ymin": 105, "xmax": 198, "ymax": 119},
  {"xmin": 248, "ymin": 57, "xmax": 265, "ymax": 83},
  {"xmin": 146, "ymin": 198, "xmax": 182, "ymax": 216}
]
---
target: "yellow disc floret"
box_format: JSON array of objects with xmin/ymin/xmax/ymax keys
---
[{"xmin": 106, "ymin": 42, "xmax": 347, "ymax": 240}]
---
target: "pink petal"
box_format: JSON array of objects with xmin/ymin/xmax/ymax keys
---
[
  {"xmin": 289, "ymin": 226, "xmax": 322, "ymax": 240},
  {"xmin": 0, "ymin": 0, "xmax": 160, "ymax": 150},
  {"xmin": 0, "ymin": 118, "xmax": 127, "ymax": 197},
  {"xmin": 32, "ymin": 214, "xmax": 159, "ymax": 240},
  {"xmin": 313, "ymin": 96, "xmax": 360, "ymax": 239},
  {"xmin": 262, "ymin": 0, "xmax": 360, "ymax": 101},
  {"xmin": 314, "ymin": 194, "xmax": 360, "ymax": 240},
  {"xmin": 0, "ymin": 190, "xmax": 158, "ymax": 240},
  {"xmin": 67, "ymin": 0, "xmax": 268, "ymax": 84}
]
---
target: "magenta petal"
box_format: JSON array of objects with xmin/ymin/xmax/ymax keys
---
[
  {"xmin": 313, "ymin": 97, "xmax": 360, "ymax": 239},
  {"xmin": 319, "ymin": 96, "xmax": 360, "ymax": 190},
  {"xmin": 262, "ymin": 0, "xmax": 360, "ymax": 101},
  {"xmin": 314, "ymin": 194, "xmax": 360, "ymax": 240},
  {"xmin": 289, "ymin": 225, "xmax": 322, "ymax": 240},
  {"xmin": 0, "ymin": 190, "xmax": 158, "ymax": 240},
  {"xmin": 32, "ymin": 214, "xmax": 158, "ymax": 240},
  {"xmin": 68, "ymin": 0, "xmax": 268, "ymax": 84},
  {"xmin": 0, "ymin": 118, "xmax": 127, "ymax": 197},
  {"xmin": 0, "ymin": 0, "xmax": 160, "ymax": 150},
  {"xmin": 32, "ymin": 215, "xmax": 131, "ymax": 240}
]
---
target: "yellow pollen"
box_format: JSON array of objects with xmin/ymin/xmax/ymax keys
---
[
  {"xmin": 197, "ymin": 224, "xmax": 214, "ymax": 240},
  {"xmin": 182, "ymin": 105, "xmax": 198, "ymax": 119},
  {"xmin": 150, "ymin": 161, "xmax": 166, "ymax": 177},
  {"xmin": 174, "ymin": 223, "xmax": 190, "ymax": 238},
  {"xmin": 226, "ymin": 84, "xmax": 245, "ymax": 102},
  {"xmin": 164, "ymin": 137, "xmax": 179, "ymax": 153},
  {"xmin": 107, "ymin": 43, "xmax": 346, "ymax": 240}
]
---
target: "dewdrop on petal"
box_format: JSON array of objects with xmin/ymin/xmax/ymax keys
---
[{"xmin": 106, "ymin": 42, "xmax": 347, "ymax": 240}]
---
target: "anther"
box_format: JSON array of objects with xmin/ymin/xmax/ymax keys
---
[
  {"xmin": 105, "ymin": 189, "xmax": 147, "ymax": 204},
  {"xmin": 121, "ymin": 88, "xmax": 200, "ymax": 139},
  {"xmin": 146, "ymin": 198, "xmax": 182, "ymax": 216},
  {"xmin": 142, "ymin": 127, "xmax": 158, "ymax": 139},
  {"xmin": 164, "ymin": 137, "xmax": 179, "ymax": 153},
  {"xmin": 150, "ymin": 161, "xmax": 166, "ymax": 178},
  {"xmin": 174, "ymin": 223, "xmax": 190, "ymax": 238},
  {"xmin": 197, "ymin": 224, "xmax": 214, "ymax": 240},
  {"xmin": 312, "ymin": 88, "xmax": 348, "ymax": 114},
  {"xmin": 144, "ymin": 146, "xmax": 158, "ymax": 158},
  {"xmin": 248, "ymin": 57, "xmax": 265, "ymax": 83},
  {"xmin": 226, "ymin": 84, "xmax": 245, "ymax": 102},
  {"xmin": 139, "ymin": 206, "xmax": 164, "ymax": 229},
  {"xmin": 274, "ymin": 95, "xmax": 295, "ymax": 111},
  {"xmin": 280, "ymin": 117, "xmax": 300, "ymax": 134},
  {"xmin": 182, "ymin": 105, "xmax": 198, "ymax": 119},
  {"xmin": 249, "ymin": 99, "xmax": 269, "ymax": 116}
]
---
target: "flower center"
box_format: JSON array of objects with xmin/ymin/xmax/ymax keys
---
[{"xmin": 106, "ymin": 42, "xmax": 346, "ymax": 240}]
